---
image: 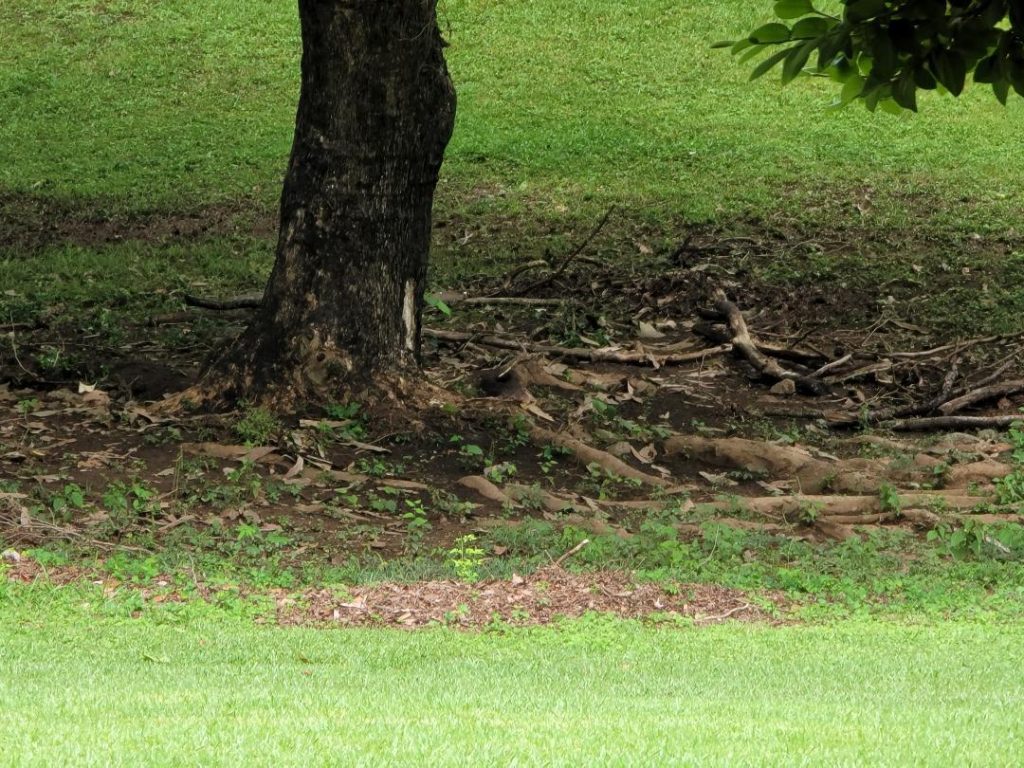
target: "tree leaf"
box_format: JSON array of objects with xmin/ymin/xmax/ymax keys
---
[
  {"xmin": 892, "ymin": 69, "xmax": 918, "ymax": 111},
  {"xmin": 840, "ymin": 73, "xmax": 865, "ymax": 104},
  {"xmin": 791, "ymin": 17, "xmax": 830, "ymax": 40},
  {"xmin": 782, "ymin": 40, "xmax": 816, "ymax": 84},
  {"xmin": 749, "ymin": 46, "xmax": 797, "ymax": 80},
  {"xmin": 878, "ymin": 97, "xmax": 905, "ymax": 115},
  {"xmin": 993, "ymin": 78, "xmax": 1010, "ymax": 105},
  {"xmin": 774, "ymin": 0, "xmax": 815, "ymax": 19},
  {"xmin": 732, "ymin": 38, "xmax": 755, "ymax": 55},
  {"xmin": 930, "ymin": 49, "xmax": 967, "ymax": 96},
  {"xmin": 973, "ymin": 53, "xmax": 998, "ymax": 84},
  {"xmin": 749, "ymin": 23, "xmax": 792, "ymax": 44},
  {"xmin": 846, "ymin": 0, "xmax": 887, "ymax": 23},
  {"xmin": 739, "ymin": 44, "xmax": 768, "ymax": 64},
  {"xmin": 914, "ymin": 66, "xmax": 937, "ymax": 90}
]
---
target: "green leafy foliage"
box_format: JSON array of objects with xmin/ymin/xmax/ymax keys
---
[
  {"xmin": 724, "ymin": 0, "xmax": 1024, "ymax": 111},
  {"xmin": 445, "ymin": 534, "xmax": 487, "ymax": 583},
  {"xmin": 234, "ymin": 405, "xmax": 281, "ymax": 446}
]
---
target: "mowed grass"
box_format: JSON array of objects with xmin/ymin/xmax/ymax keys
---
[
  {"xmin": 2, "ymin": 0, "xmax": 1023, "ymax": 231},
  {"xmin": 2, "ymin": 598, "xmax": 1024, "ymax": 766}
]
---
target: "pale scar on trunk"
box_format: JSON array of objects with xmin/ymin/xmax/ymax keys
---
[{"xmin": 403, "ymin": 279, "xmax": 416, "ymax": 352}]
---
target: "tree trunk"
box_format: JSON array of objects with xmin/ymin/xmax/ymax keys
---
[{"xmin": 212, "ymin": 0, "xmax": 455, "ymax": 402}]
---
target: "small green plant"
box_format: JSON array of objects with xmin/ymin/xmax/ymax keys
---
[
  {"xmin": 47, "ymin": 483, "xmax": 87, "ymax": 521},
  {"xmin": 321, "ymin": 401, "xmax": 367, "ymax": 440},
  {"xmin": 445, "ymin": 534, "xmax": 486, "ymax": 582},
  {"xmin": 424, "ymin": 293, "xmax": 452, "ymax": 316},
  {"xmin": 142, "ymin": 426, "xmax": 182, "ymax": 446},
  {"xmin": 234, "ymin": 405, "xmax": 281, "ymax": 446},
  {"xmin": 484, "ymin": 461, "xmax": 517, "ymax": 484},
  {"xmin": 584, "ymin": 463, "xmax": 642, "ymax": 499},
  {"xmin": 798, "ymin": 500, "xmax": 823, "ymax": 525},
  {"xmin": 355, "ymin": 457, "xmax": 402, "ymax": 477},
  {"xmin": 368, "ymin": 493, "xmax": 398, "ymax": 514},
  {"xmin": 15, "ymin": 398, "xmax": 39, "ymax": 416},
  {"xmin": 402, "ymin": 498, "xmax": 432, "ymax": 546},
  {"xmin": 458, "ymin": 442, "xmax": 485, "ymax": 468},
  {"xmin": 878, "ymin": 483, "xmax": 902, "ymax": 516}
]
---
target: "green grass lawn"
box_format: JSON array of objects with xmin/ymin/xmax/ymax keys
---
[
  {"xmin": 5, "ymin": 0, "xmax": 1024, "ymax": 338},
  {"xmin": 3, "ymin": 0, "xmax": 1023, "ymax": 231},
  {"xmin": 2, "ymin": 600, "xmax": 1022, "ymax": 766}
]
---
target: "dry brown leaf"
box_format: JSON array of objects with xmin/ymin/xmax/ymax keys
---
[{"xmin": 637, "ymin": 321, "xmax": 666, "ymax": 340}]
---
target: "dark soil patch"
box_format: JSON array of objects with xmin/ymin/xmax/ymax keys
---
[
  {"xmin": 0, "ymin": 192, "xmax": 276, "ymax": 251},
  {"xmin": 2, "ymin": 215, "xmax": 1023, "ymax": 573}
]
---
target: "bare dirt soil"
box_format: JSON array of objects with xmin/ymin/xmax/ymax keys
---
[{"xmin": 3, "ymin": 206, "xmax": 1024, "ymax": 620}]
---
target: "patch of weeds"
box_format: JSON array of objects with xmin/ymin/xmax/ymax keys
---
[
  {"xmin": 458, "ymin": 442, "xmax": 485, "ymax": 469},
  {"xmin": 102, "ymin": 481, "xmax": 160, "ymax": 526},
  {"xmin": 431, "ymin": 489, "xmax": 477, "ymax": 520},
  {"xmin": 798, "ymin": 499, "xmax": 824, "ymax": 525},
  {"xmin": 355, "ymin": 457, "xmax": 404, "ymax": 478},
  {"xmin": 234, "ymin": 404, "xmax": 281, "ymax": 446},
  {"xmin": 42, "ymin": 483, "xmax": 87, "ymax": 523},
  {"xmin": 928, "ymin": 520, "xmax": 1024, "ymax": 561},
  {"xmin": 368, "ymin": 491, "xmax": 399, "ymax": 514},
  {"xmin": 495, "ymin": 413, "xmax": 532, "ymax": 455},
  {"xmin": 485, "ymin": 519, "xmax": 559, "ymax": 557},
  {"xmin": 442, "ymin": 603, "xmax": 471, "ymax": 625},
  {"xmin": 993, "ymin": 420, "xmax": 1024, "ymax": 504},
  {"xmin": 878, "ymin": 483, "xmax": 902, "ymax": 516},
  {"xmin": 104, "ymin": 552, "xmax": 162, "ymax": 583},
  {"xmin": 15, "ymin": 398, "xmax": 39, "ymax": 416},
  {"xmin": 142, "ymin": 426, "xmax": 183, "ymax": 447},
  {"xmin": 319, "ymin": 401, "xmax": 368, "ymax": 441}
]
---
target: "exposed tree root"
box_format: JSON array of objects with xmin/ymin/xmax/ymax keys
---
[
  {"xmin": 721, "ymin": 492, "xmax": 991, "ymax": 519},
  {"xmin": 664, "ymin": 435, "xmax": 1011, "ymax": 492},
  {"xmin": 529, "ymin": 425, "xmax": 672, "ymax": 488},
  {"xmin": 664, "ymin": 435, "xmax": 881, "ymax": 493}
]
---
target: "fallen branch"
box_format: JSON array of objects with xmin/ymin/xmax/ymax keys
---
[
  {"xmin": 516, "ymin": 206, "xmax": 615, "ymax": 295},
  {"xmin": 553, "ymin": 538, "xmax": 590, "ymax": 568},
  {"xmin": 937, "ymin": 379, "xmax": 1024, "ymax": 415},
  {"xmin": 184, "ymin": 293, "xmax": 262, "ymax": 310},
  {"xmin": 811, "ymin": 353, "xmax": 853, "ymax": 378},
  {"xmin": 885, "ymin": 414, "xmax": 1024, "ymax": 431},
  {"xmin": 425, "ymin": 328, "xmax": 730, "ymax": 366},
  {"xmin": 695, "ymin": 603, "xmax": 752, "ymax": 624},
  {"xmin": 432, "ymin": 293, "xmax": 567, "ymax": 308},
  {"xmin": 712, "ymin": 290, "xmax": 830, "ymax": 395},
  {"xmin": 692, "ymin": 321, "xmax": 825, "ymax": 364}
]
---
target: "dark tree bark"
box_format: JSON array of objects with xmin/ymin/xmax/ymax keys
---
[{"xmin": 210, "ymin": 0, "xmax": 455, "ymax": 402}]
